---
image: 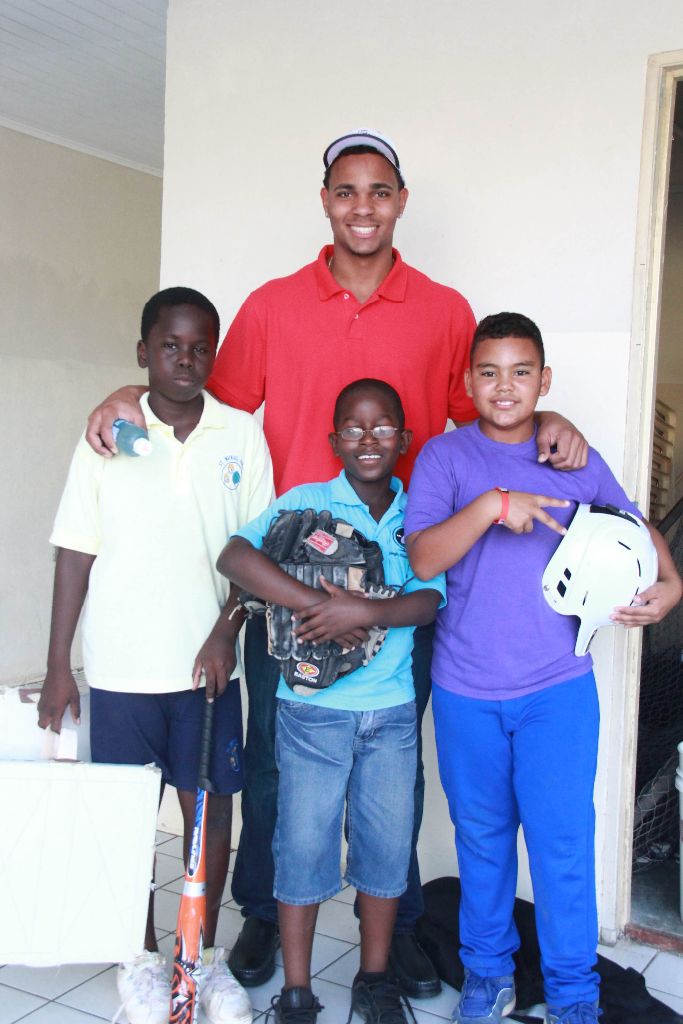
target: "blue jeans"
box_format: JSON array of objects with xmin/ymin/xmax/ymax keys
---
[
  {"xmin": 273, "ymin": 699, "xmax": 416, "ymax": 903},
  {"xmin": 432, "ymin": 672, "xmax": 600, "ymax": 1009},
  {"xmin": 231, "ymin": 616, "xmax": 434, "ymax": 927}
]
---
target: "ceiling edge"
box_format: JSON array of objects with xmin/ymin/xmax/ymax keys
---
[{"xmin": 0, "ymin": 114, "xmax": 162, "ymax": 178}]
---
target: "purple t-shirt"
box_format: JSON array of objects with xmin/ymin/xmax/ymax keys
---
[{"xmin": 404, "ymin": 423, "xmax": 639, "ymax": 700}]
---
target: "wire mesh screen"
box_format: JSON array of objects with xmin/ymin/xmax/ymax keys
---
[{"xmin": 632, "ymin": 499, "xmax": 683, "ymax": 872}]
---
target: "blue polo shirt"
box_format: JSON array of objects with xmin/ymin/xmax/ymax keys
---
[{"xmin": 236, "ymin": 471, "xmax": 446, "ymax": 711}]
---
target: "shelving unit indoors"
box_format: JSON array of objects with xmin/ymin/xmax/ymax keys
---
[{"xmin": 650, "ymin": 398, "xmax": 677, "ymax": 525}]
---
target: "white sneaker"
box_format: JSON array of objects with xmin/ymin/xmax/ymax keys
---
[
  {"xmin": 201, "ymin": 946, "xmax": 252, "ymax": 1024},
  {"xmin": 114, "ymin": 951, "xmax": 169, "ymax": 1024}
]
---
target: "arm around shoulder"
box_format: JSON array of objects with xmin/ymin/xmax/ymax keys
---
[
  {"xmin": 534, "ymin": 410, "xmax": 588, "ymax": 470},
  {"xmin": 85, "ymin": 384, "xmax": 148, "ymax": 457}
]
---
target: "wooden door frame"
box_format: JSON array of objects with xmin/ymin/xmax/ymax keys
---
[{"xmin": 614, "ymin": 50, "xmax": 683, "ymax": 939}]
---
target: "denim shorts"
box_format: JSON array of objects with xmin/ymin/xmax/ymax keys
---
[
  {"xmin": 273, "ymin": 698, "xmax": 417, "ymax": 904},
  {"xmin": 90, "ymin": 682, "xmax": 244, "ymax": 795}
]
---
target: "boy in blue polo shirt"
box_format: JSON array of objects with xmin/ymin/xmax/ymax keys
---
[
  {"xmin": 217, "ymin": 378, "xmax": 444, "ymax": 1024},
  {"xmin": 404, "ymin": 313, "xmax": 681, "ymax": 1024}
]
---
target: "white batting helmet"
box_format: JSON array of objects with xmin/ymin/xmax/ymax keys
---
[{"xmin": 542, "ymin": 503, "xmax": 658, "ymax": 656}]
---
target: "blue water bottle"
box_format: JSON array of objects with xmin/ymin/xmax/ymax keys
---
[{"xmin": 112, "ymin": 419, "xmax": 152, "ymax": 457}]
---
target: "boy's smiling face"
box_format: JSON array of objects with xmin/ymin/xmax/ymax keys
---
[
  {"xmin": 465, "ymin": 335, "xmax": 552, "ymax": 444},
  {"xmin": 329, "ymin": 387, "xmax": 411, "ymax": 490},
  {"xmin": 137, "ymin": 304, "xmax": 217, "ymax": 405}
]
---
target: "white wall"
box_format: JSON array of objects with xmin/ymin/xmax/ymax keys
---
[
  {"xmin": 0, "ymin": 127, "xmax": 161, "ymax": 683},
  {"xmin": 160, "ymin": 0, "xmax": 683, "ymax": 930}
]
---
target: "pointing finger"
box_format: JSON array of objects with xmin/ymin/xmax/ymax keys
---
[{"xmin": 534, "ymin": 510, "xmax": 567, "ymax": 535}]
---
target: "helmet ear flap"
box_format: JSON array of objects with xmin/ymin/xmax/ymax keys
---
[{"xmin": 542, "ymin": 503, "xmax": 658, "ymax": 656}]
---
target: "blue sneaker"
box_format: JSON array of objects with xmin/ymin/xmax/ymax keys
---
[
  {"xmin": 545, "ymin": 1003, "xmax": 601, "ymax": 1024},
  {"xmin": 453, "ymin": 970, "xmax": 515, "ymax": 1023}
]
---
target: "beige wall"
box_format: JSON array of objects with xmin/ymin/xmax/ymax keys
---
[
  {"xmin": 0, "ymin": 127, "xmax": 161, "ymax": 684},
  {"xmin": 160, "ymin": 0, "xmax": 683, "ymax": 931}
]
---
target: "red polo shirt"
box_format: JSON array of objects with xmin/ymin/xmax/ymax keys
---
[{"xmin": 208, "ymin": 246, "xmax": 477, "ymax": 495}]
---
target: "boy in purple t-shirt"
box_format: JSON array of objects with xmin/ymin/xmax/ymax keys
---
[{"xmin": 404, "ymin": 313, "xmax": 681, "ymax": 1024}]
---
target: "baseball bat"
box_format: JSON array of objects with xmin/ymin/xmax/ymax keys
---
[{"xmin": 169, "ymin": 697, "xmax": 215, "ymax": 1023}]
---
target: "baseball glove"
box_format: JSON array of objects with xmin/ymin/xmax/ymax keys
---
[{"xmin": 239, "ymin": 509, "xmax": 398, "ymax": 696}]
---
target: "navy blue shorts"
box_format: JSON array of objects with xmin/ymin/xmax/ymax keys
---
[{"xmin": 90, "ymin": 682, "xmax": 244, "ymax": 795}]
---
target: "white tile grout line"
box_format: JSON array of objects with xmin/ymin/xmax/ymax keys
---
[
  {"xmin": 11, "ymin": 1003, "xmax": 111, "ymax": 1024},
  {"xmin": 642, "ymin": 948, "xmax": 660, "ymax": 972},
  {"xmin": 311, "ymin": 944, "xmax": 360, "ymax": 980},
  {"xmin": 0, "ymin": 964, "xmax": 114, "ymax": 1000}
]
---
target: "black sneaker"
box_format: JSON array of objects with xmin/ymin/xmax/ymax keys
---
[
  {"xmin": 348, "ymin": 971, "xmax": 417, "ymax": 1024},
  {"xmin": 267, "ymin": 986, "xmax": 323, "ymax": 1023}
]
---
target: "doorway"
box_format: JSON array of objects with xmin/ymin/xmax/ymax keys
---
[{"xmin": 624, "ymin": 58, "xmax": 683, "ymax": 950}]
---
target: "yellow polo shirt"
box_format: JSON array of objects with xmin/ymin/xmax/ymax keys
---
[{"xmin": 51, "ymin": 392, "xmax": 274, "ymax": 694}]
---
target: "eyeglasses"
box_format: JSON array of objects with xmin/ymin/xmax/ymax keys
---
[{"xmin": 336, "ymin": 425, "xmax": 400, "ymax": 441}]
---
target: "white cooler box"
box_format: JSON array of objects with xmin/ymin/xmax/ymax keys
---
[{"xmin": 0, "ymin": 758, "xmax": 161, "ymax": 965}]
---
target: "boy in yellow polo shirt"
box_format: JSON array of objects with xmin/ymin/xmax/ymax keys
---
[{"xmin": 38, "ymin": 287, "xmax": 274, "ymax": 1024}]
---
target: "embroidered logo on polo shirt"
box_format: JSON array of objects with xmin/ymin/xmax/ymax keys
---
[
  {"xmin": 393, "ymin": 527, "xmax": 405, "ymax": 547},
  {"xmin": 219, "ymin": 455, "xmax": 243, "ymax": 490}
]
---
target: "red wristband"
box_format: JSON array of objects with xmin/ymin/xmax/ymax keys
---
[{"xmin": 493, "ymin": 487, "xmax": 509, "ymax": 525}]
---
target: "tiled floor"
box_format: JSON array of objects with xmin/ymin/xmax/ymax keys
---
[{"xmin": 0, "ymin": 831, "xmax": 681, "ymax": 1023}]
